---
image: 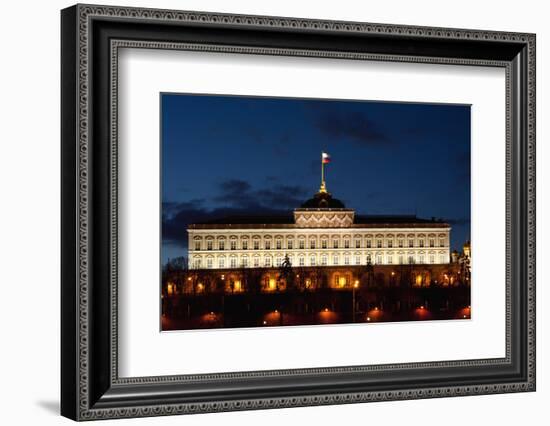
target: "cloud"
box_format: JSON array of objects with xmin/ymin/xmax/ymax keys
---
[
  {"xmin": 314, "ymin": 110, "xmax": 390, "ymax": 146},
  {"xmin": 163, "ymin": 180, "xmax": 310, "ymax": 249}
]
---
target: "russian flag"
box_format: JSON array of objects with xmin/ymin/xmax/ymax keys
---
[{"xmin": 322, "ymin": 152, "xmax": 331, "ymax": 164}]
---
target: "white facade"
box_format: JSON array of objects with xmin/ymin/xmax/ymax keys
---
[{"xmin": 188, "ymin": 209, "xmax": 451, "ymax": 270}]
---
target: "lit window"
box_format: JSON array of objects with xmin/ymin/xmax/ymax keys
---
[
  {"xmin": 195, "ymin": 241, "xmax": 201, "ymax": 251},
  {"xmin": 338, "ymin": 276, "xmax": 347, "ymax": 287},
  {"xmin": 242, "ymin": 240, "xmax": 248, "ymax": 250},
  {"xmin": 207, "ymin": 240, "xmax": 213, "ymax": 250},
  {"xmin": 253, "ymin": 240, "xmax": 259, "ymax": 250},
  {"xmin": 219, "ymin": 241, "xmax": 225, "ymax": 250},
  {"xmin": 287, "ymin": 240, "xmax": 293, "ymax": 249},
  {"xmin": 276, "ymin": 240, "xmax": 282, "ymax": 250},
  {"xmin": 344, "ymin": 240, "xmax": 350, "ymax": 249},
  {"xmin": 230, "ymin": 240, "xmax": 237, "ymax": 250},
  {"xmin": 322, "ymin": 240, "xmax": 328, "ymax": 249},
  {"xmin": 299, "ymin": 240, "xmax": 305, "ymax": 249}
]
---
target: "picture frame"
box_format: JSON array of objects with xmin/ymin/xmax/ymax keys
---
[{"xmin": 61, "ymin": 4, "xmax": 536, "ymax": 421}]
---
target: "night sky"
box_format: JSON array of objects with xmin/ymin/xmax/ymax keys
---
[{"xmin": 161, "ymin": 93, "xmax": 471, "ymax": 264}]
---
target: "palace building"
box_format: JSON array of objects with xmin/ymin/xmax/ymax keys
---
[{"xmin": 187, "ymin": 171, "xmax": 451, "ymax": 271}]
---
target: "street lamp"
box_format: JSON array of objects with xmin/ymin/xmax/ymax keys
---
[{"xmin": 352, "ymin": 280, "xmax": 359, "ymax": 322}]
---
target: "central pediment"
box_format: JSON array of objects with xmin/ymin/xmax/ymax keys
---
[{"xmin": 294, "ymin": 210, "xmax": 355, "ymax": 228}]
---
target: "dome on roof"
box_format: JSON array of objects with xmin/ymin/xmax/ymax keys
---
[{"xmin": 300, "ymin": 191, "xmax": 346, "ymax": 209}]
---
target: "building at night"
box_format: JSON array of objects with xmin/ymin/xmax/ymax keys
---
[{"xmin": 187, "ymin": 183, "xmax": 451, "ymax": 272}]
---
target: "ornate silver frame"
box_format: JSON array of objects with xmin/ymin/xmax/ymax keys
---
[{"xmin": 61, "ymin": 4, "xmax": 536, "ymax": 421}]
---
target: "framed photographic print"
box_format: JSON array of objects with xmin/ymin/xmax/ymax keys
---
[{"xmin": 61, "ymin": 4, "xmax": 536, "ymax": 421}]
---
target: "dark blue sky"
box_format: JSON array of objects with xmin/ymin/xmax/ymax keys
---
[{"xmin": 161, "ymin": 93, "xmax": 471, "ymax": 264}]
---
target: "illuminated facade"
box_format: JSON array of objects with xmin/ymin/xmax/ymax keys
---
[{"xmin": 187, "ymin": 186, "xmax": 451, "ymax": 270}]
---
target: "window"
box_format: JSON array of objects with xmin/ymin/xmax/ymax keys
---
[
  {"xmin": 230, "ymin": 258, "xmax": 237, "ymax": 268},
  {"xmin": 344, "ymin": 240, "xmax": 350, "ymax": 249},
  {"xmin": 333, "ymin": 240, "xmax": 339, "ymax": 249},
  {"xmin": 276, "ymin": 257, "xmax": 282, "ymax": 266},
  {"xmin": 207, "ymin": 258, "xmax": 213, "ymax": 268},
  {"xmin": 242, "ymin": 240, "xmax": 248, "ymax": 250},
  {"xmin": 387, "ymin": 255, "xmax": 393, "ymax": 264},
  {"xmin": 388, "ymin": 240, "xmax": 393, "ymax": 248},
  {"xmin": 194, "ymin": 241, "xmax": 201, "ymax": 251},
  {"xmin": 366, "ymin": 240, "xmax": 372, "ymax": 248},
  {"xmin": 253, "ymin": 240, "xmax": 259, "ymax": 250},
  {"xmin": 419, "ymin": 240, "xmax": 424, "ymax": 248},
  {"xmin": 344, "ymin": 256, "xmax": 350, "ymax": 265},
  {"xmin": 219, "ymin": 241, "xmax": 225, "ymax": 250},
  {"xmin": 230, "ymin": 240, "xmax": 237, "ymax": 250},
  {"xmin": 287, "ymin": 240, "xmax": 293, "ymax": 250},
  {"xmin": 333, "ymin": 255, "xmax": 339, "ymax": 265},
  {"xmin": 242, "ymin": 258, "xmax": 248, "ymax": 267},
  {"xmin": 376, "ymin": 254, "xmax": 382, "ymax": 264},
  {"xmin": 429, "ymin": 255, "xmax": 435, "ymax": 264},
  {"xmin": 439, "ymin": 238, "xmax": 445, "ymax": 247},
  {"xmin": 299, "ymin": 240, "xmax": 305, "ymax": 249},
  {"xmin": 321, "ymin": 255, "xmax": 328, "ymax": 266},
  {"xmin": 218, "ymin": 258, "xmax": 225, "ymax": 268},
  {"xmin": 429, "ymin": 239, "xmax": 435, "ymax": 248},
  {"xmin": 408, "ymin": 255, "xmax": 414, "ymax": 264},
  {"xmin": 440, "ymin": 255, "xmax": 446, "ymax": 264},
  {"xmin": 355, "ymin": 256, "xmax": 361, "ymax": 265},
  {"xmin": 310, "ymin": 240, "xmax": 316, "ymax": 249},
  {"xmin": 299, "ymin": 256, "xmax": 305, "ymax": 266},
  {"xmin": 419, "ymin": 254, "xmax": 425, "ymax": 264},
  {"xmin": 355, "ymin": 240, "xmax": 361, "ymax": 248},
  {"xmin": 366, "ymin": 254, "xmax": 372, "ymax": 264},
  {"xmin": 377, "ymin": 240, "xmax": 382, "ymax": 248},
  {"xmin": 253, "ymin": 257, "xmax": 260, "ymax": 267},
  {"xmin": 207, "ymin": 240, "xmax": 213, "ymax": 250},
  {"xmin": 265, "ymin": 257, "xmax": 272, "ymax": 267},
  {"xmin": 322, "ymin": 240, "xmax": 328, "ymax": 249},
  {"xmin": 310, "ymin": 256, "xmax": 316, "ymax": 266},
  {"xmin": 398, "ymin": 255, "xmax": 404, "ymax": 264},
  {"xmin": 276, "ymin": 240, "xmax": 282, "ymax": 250},
  {"xmin": 408, "ymin": 239, "xmax": 414, "ymax": 248},
  {"xmin": 265, "ymin": 241, "xmax": 271, "ymax": 250},
  {"xmin": 194, "ymin": 258, "xmax": 201, "ymax": 268}
]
